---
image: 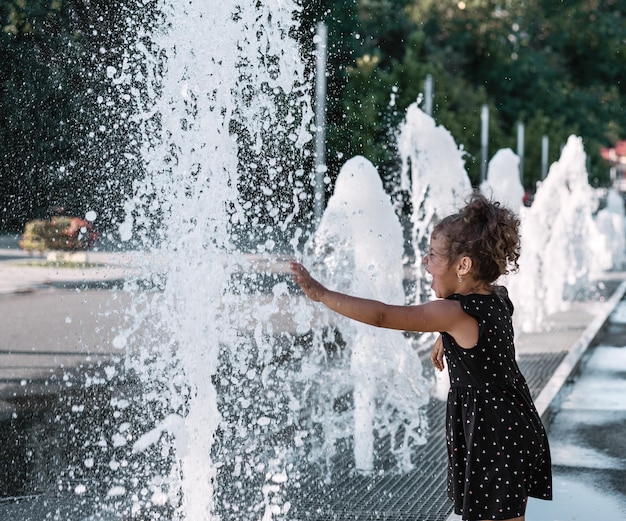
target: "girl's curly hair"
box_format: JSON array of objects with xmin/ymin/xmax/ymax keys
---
[{"xmin": 432, "ymin": 192, "xmax": 521, "ymax": 284}]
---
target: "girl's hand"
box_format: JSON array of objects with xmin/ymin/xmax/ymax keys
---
[
  {"xmin": 289, "ymin": 261, "xmax": 326, "ymax": 302},
  {"xmin": 431, "ymin": 335, "xmax": 445, "ymax": 372}
]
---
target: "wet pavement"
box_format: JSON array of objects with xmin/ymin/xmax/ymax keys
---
[
  {"xmin": 525, "ymin": 301, "xmax": 626, "ymax": 520},
  {"xmin": 0, "ymin": 242, "xmax": 135, "ymax": 415}
]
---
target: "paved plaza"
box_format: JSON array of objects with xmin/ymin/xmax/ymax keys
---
[{"xmin": 1, "ymin": 239, "xmax": 625, "ymax": 520}]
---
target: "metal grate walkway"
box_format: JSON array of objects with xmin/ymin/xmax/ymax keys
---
[{"xmin": 287, "ymin": 351, "xmax": 568, "ymax": 521}]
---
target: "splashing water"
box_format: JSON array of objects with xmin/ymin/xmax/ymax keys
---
[
  {"xmin": 114, "ymin": 2, "xmax": 312, "ymax": 519},
  {"xmin": 305, "ymin": 156, "xmax": 430, "ymax": 473},
  {"xmin": 92, "ymin": 2, "xmax": 626, "ymax": 518},
  {"xmin": 480, "ymin": 148, "xmax": 525, "ymax": 211},
  {"xmin": 594, "ymin": 188, "xmax": 626, "ymax": 271},
  {"xmin": 396, "ymin": 103, "xmax": 472, "ymax": 303},
  {"xmin": 508, "ymin": 135, "xmax": 608, "ymax": 332}
]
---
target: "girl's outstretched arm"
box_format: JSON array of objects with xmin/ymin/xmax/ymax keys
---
[
  {"xmin": 289, "ymin": 261, "xmax": 469, "ymax": 335},
  {"xmin": 290, "ymin": 260, "xmax": 395, "ymax": 327}
]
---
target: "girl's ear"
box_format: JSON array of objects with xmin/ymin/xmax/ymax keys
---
[{"xmin": 457, "ymin": 256, "xmax": 472, "ymax": 276}]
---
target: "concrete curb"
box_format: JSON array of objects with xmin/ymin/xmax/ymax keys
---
[{"xmin": 535, "ymin": 279, "xmax": 626, "ymax": 421}]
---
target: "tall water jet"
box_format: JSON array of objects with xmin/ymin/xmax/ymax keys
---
[
  {"xmin": 113, "ymin": 2, "xmax": 313, "ymax": 519},
  {"xmin": 304, "ymin": 156, "xmax": 430, "ymax": 473},
  {"xmin": 480, "ymin": 148, "xmax": 524, "ymax": 211},
  {"xmin": 508, "ymin": 135, "xmax": 607, "ymax": 332},
  {"xmin": 396, "ymin": 103, "xmax": 472, "ymax": 304},
  {"xmin": 594, "ymin": 188, "xmax": 626, "ymax": 272},
  {"xmin": 394, "ymin": 104, "xmax": 472, "ymax": 401}
]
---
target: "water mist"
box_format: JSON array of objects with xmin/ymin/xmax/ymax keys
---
[{"xmin": 115, "ymin": 2, "xmax": 312, "ymax": 519}]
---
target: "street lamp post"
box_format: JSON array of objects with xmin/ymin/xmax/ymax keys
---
[
  {"xmin": 313, "ymin": 21, "xmax": 327, "ymax": 227},
  {"xmin": 480, "ymin": 104, "xmax": 489, "ymax": 183}
]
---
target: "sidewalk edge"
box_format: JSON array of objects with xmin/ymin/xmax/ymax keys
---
[{"xmin": 534, "ymin": 278, "xmax": 626, "ymax": 422}]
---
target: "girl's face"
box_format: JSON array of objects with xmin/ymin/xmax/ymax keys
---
[{"xmin": 423, "ymin": 234, "xmax": 458, "ymax": 298}]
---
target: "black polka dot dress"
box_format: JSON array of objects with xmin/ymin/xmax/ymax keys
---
[{"xmin": 442, "ymin": 289, "xmax": 552, "ymax": 521}]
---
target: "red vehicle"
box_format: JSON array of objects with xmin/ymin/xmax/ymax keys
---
[{"xmin": 600, "ymin": 140, "xmax": 626, "ymax": 192}]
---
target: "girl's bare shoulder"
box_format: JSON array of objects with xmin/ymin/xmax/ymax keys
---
[{"xmin": 389, "ymin": 298, "xmax": 468, "ymax": 333}]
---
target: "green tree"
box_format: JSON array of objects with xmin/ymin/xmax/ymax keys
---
[
  {"xmin": 0, "ymin": 0, "xmax": 144, "ymax": 234},
  {"xmin": 3, "ymin": 0, "xmax": 626, "ymax": 235},
  {"xmin": 299, "ymin": 0, "xmax": 419, "ymax": 195},
  {"xmin": 412, "ymin": 0, "xmax": 626, "ymax": 187}
]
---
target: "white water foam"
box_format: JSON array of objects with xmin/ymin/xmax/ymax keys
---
[
  {"xmin": 595, "ymin": 188, "xmax": 626, "ymax": 271},
  {"xmin": 508, "ymin": 135, "xmax": 610, "ymax": 332},
  {"xmin": 117, "ymin": 2, "xmax": 311, "ymax": 519},
  {"xmin": 305, "ymin": 156, "xmax": 430, "ymax": 472},
  {"xmin": 397, "ymin": 103, "xmax": 472, "ymax": 303},
  {"xmin": 480, "ymin": 148, "xmax": 524, "ymax": 211}
]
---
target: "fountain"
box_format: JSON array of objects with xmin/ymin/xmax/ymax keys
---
[
  {"xmin": 480, "ymin": 148, "xmax": 525, "ymax": 211},
  {"xmin": 396, "ymin": 102, "xmax": 472, "ymax": 304},
  {"xmin": 30, "ymin": 3, "xmax": 623, "ymax": 521},
  {"xmin": 107, "ymin": 7, "xmax": 480, "ymax": 517},
  {"xmin": 110, "ymin": 2, "xmax": 313, "ymax": 519},
  {"xmin": 595, "ymin": 188, "xmax": 626, "ymax": 272},
  {"xmin": 304, "ymin": 156, "xmax": 429, "ymax": 473},
  {"xmin": 507, "ymin": 135, "xmax": 617, "ymax": 333}
]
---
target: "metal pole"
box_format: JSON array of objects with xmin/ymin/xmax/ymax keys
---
[
  {"xmin": 541, "ymin": 135, "xmax": 549, "ymax": 180},
  {"xmin": 314, "ymin": 21, "xmax": 327, "ymax": 227},
  {"xmin": 424, "ymin": 74, "xmax": 433, "ymax": 116},
  {"xmin": 480, "ymin": 104, "xmax": 489, "ymax": 183},
  {"xmin": 516, "ymin": 122, "xmax": 525, "ymax": 185}
]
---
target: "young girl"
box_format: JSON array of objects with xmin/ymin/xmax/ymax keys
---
[{"xmin": 290, "ymin": 193, "xmax": 552, "ymax": 521}]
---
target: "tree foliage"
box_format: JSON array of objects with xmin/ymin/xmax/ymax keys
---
[
  {"xmin": 1, "ymin": 0, "xmax": 625, "ymax": 233},
  {"xmin": 0, "ymin": 0, "xmax": 144, "ymax": 233},
  {"xmin": 301, "ymin": 0, "xmax": 626, "ymax": 190}
]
